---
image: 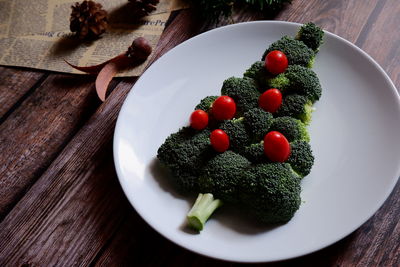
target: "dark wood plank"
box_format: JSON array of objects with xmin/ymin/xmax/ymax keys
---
[
  {"xmin": 0, "ymin": 77, "xmax": 135, "ymax": 266},
  {"xmin": 355, "ymin": 0, "xmax": 400, "ymax": 86},
  {"xmin": 0, "ymin": 67, "xmax": 45, "ymax": 120},
  {"xmin": 0, "ymin": 74, "xmax": 105, "ymax": 218},
  {"xmin": 274, "ymin": 0, "xmax": 380, "ymax": 43}
]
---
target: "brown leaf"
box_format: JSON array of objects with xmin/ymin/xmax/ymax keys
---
[
  {"xmin": 64, "ymin": 54, "xmax": 126, "ymax": 74},
  {"xmin": 95, "ymin": 54, "xmax": 134, "ymax": 101}
]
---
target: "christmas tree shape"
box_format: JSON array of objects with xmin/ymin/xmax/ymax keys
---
[{"xmin": 157, "ymin": 23, "xmax": 324, "ymax": 231}]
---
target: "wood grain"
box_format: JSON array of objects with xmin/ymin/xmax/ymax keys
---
[
  {"xmin": 0, "ymin": 77, "xmax": 136, "ymax": 265},
  {"xmin": 0, "ymin": 74, "xmax": 107, "ymax": 218},
  {"xmin": 274, "ymin": 0, "xmax": 380, "ymax": 43},
  {"xmin": 0, "ymin": 67, "xmax": 45, "ymax": 120}
]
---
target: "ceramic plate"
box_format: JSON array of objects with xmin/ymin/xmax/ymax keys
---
[{"xmin": 113, "ymin": 21, "xmax": 400, "ymax": 262}]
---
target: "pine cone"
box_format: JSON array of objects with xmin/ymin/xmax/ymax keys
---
[
  {"xmin": 70, "ymin": 0, "xmax": 108, "ymax": 39},
  {"xmin": 128, "ymin": 0, "xmax": 160, "ymax": 17}
]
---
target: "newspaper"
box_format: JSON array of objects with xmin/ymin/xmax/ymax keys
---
[{"xmin": 0, "ymin": 0, "xmax": 187, "ymax": 76}]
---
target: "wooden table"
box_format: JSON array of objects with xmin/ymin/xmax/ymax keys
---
[{"xmin": 0, "ymin": 1, "xmax": 399, "ymax": 266}]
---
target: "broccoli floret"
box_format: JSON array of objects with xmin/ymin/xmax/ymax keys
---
[
  {"xmin": 242, "ymin": 142, "xmax": 269, "ymax": 163},
  {"xmin": 285, "ymin": 65, "xmax": 322, "ymax": 102},
  {"xmin": 243, "ymin": 108, "xmax": 273, "ymax": 142},
  {"xmin": 296, "ymin": 22, "xmax": 324, "ymax": 52},
  {"xmin": 277, "ymin": 94, "xmax": 313, "ymax": 125},
  {"xmin": 262, "ymin": 36, "xmax": 315, "ymax": 67},
  {"xmin": 268, "ymin": 75, "xmax": 290, "ymax": 91},
  {"xmin": 268, "ymin": 65, "xmax": 322, "ymax": 103},
  {"xmin": 157, "ymin": 127, "xmax": 194, "ymax": 166},
  {"xmin": 195, "ymin": 96, "xmax": 218, "ymax": 112},
  {"xmin": 221, "ymin": 77, "xmax": 260, "ymax": 114},
  {"xmin": 241, "ymin": 163, "xmax": 301, "ymax": 224},
  {"xmin": 287, "ymin": 140, "xmax": 314, "ymax": 178},
  {"xmin": 270, "ymin": 116, "xmax": 310, "ymax": 142},
  {"xmin": 199, "ymin": 151, "xmax": 251, "ymax": 203},
  {"xmin": 157, "ymin": 128, "xmax": 214, "ymax": 192},
  {"xmin": 243, "ymin": 61, "xmax": 272, "ymax": 91},
  {"xmin": 187, "ymin": 193, "xmax": 222, "ymax": 231},
  {"xmin": 220, "ymin": 118, "xmax": 251, "ymax": 153}
]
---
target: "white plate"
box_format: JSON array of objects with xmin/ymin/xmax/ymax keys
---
[{"xmin": 113, "ymin": 21, "xmax": 400, "ymax": 262}]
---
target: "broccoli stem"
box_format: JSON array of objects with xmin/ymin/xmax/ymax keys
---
[{"xmin": 187, "ymin": 193, "xmax": 222, "ymax": 231}]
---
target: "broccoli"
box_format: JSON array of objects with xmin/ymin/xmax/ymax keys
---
[
  {"xmin": 158, "ymin": 23, "xmax": 323, "ymax": 231},
  {"xmin": 287, "ymin": 140, "xmax": 314, "ymax": 178},
  {"xmin": 199, "ymin": 151, "xmax": 251, "ymax": 203},
  {"xmin": 242, "ymin": 142, "xmax": 269, "ymax": 163},
  {"xmin": 262, "ymin": 36, "xmax": 315, "ymax": 67},
  {"xmin": 268, "ymin": 74, "xmax": 290, "ymax": 91},
  {"xmin": 195, "ymin": 96, "xmax": 218, "ymax": 112},
  {"xmin": 277, "ymin": 94, "xmax": 313, "ymax": 125},
  {"xmin": 243, "ymin": 61, "xmax": 271, "ymax": 91},
  {"xmin": 241, "ymin": 163, "xmax": 301, "ymax": 223},
  {"xmin": 296, "ymin": 22, "xmax": 324, "ymax": 52},
  {"xmin": 187, "ymin": 193, "xmax": 222, "ymax": 231},
  {"xmin": 270, "ymin": 116, "xmax": 310, "ymax": 142},
  {"xmin": 220, "ymin": 118, "xmax": 251, "ymax": 153},
  {"xmin": 157, "ymin": 128, "xmax": 214, "ymax": 192},
  {"xmin": 285, "ymin": 65, "xmax": 321, "ymax": 102},
  {"xmin": 221, "ymin": 77, "xmax": 260, "ymax": 114},
  {"xmin": 243, "ymin": 108, "xmax": 273, "ymax": 142},
  {"xmin": 157, "ymin": 127, "xmax": 194, "ymax": 166},
  {"xmin": 268, "ymin": 65, "xmax": 322, "ymax": 103}
]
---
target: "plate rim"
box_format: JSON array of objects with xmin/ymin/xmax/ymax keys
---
[{"xmin": 113, "ymin": 20, "xmax": 400, "ymax": 263}]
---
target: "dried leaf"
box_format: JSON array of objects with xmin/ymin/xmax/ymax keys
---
[
  {"xmin": 95, "ymin": 54, "xmax": 134, "ymax": 101},
  {"xmin": 64, "ymin": 54, "xmax": 125, "ymax": 74}
]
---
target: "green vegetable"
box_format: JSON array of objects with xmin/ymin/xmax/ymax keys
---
[
  {"xmin": 284, "ymin": 65, "xmax": 322, "ymax": 102},
  {"xmin": 241, "ymin": 163, "xmax": 301, "ymax": 223},
  {"xmin": 157, "ymin": 128, "xmax": 214, "ymax": 192},
  {"xmin": 270, "ymin": 116, "xmax": 310, "ymax": 142},
  {"xmin": 268, "ymin": 65, "xmax": 322, "ymax": 103},
  {"xmin": 195, "ymin": 96, "xmax": 218, "ymax": 112},
  {"xmin": 296, "ymin": 22, "xmax": 324, "ymax": 52},
  {"xmin": 262, "ymin": 36, "xmax": 315, "ymax": 67},
  {"xmin": 199, "ymin": 151, "xmax": 251, "ymax": 203},
  {"xmin": 221, "ymin": 77, "xmax": 260, "ymax": 114},
  {"xmin": 277, "ymin": 94, "xmax": 313, "ymax": 125},
  {"xmin": 242, "ymin": 142, "xmax": 269, "ymax": 163},
  {"xmin": 243, "ymin": 61, "xmax": 271, "ymax": 91},
  {"xmin": 268, "ymin": 74, "xmax": 289, "ymax": 91},
  {"xmin": 243, "ymin": 107, "xmax": 273, "ymax": 141},
  {"xmin": 187, "ymin": 193, "xmax": 222, "ymax": 231},
  {"xmin": 287, "ymin": 140, "xmax": 314, "ymax": 177},
  {"xmin": 220, "ymin": 118, "xmax": 251, "ymax": 153},
  {"xmin": 158, "ymin": 23, "xmax": 323, "ymax": 230}
]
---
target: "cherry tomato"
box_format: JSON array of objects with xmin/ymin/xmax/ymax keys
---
[
  {"xmin": 259, "ymin": 88, "xmax": 282, "ymax": 113},
  {"xmin": 210, "ymin": 129, "xmax": 230, "ymax": 152},
  {"xmin": 265, "ymin": 50, "xmax": 288, "ymax": 75},
  {"xmin": 263, "ymin": 131, "xmax": 291, "ymax": 162},
  {"xmin": 190, "ymin": 110, "xmax": 209, "ymax": 130},
  {"xmin": 212, "ymin": 96, "xmax": 236, "ymax": 121}
]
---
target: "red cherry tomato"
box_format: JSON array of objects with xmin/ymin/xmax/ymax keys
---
[
  {"xmin": 265, "ymin": 50, "xmax": 288, "ymax": 75},
  {"xmin": 212, "ymin": 96, "xmax": 236, "ymax": 121},
  {"xmin": 210, "ymin": 129, "xmax": 230, "ymax": 152},
  {"xmin": 263, "ymin": 131, "xmax": 291, "ymax": 162},
  {"xmin": 190, "ymin": 110, "xmax": 209, "ymax": 130},
  {"xmin": 259, "ymin": 88, "xmax": 282, "ymax": 113}
]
